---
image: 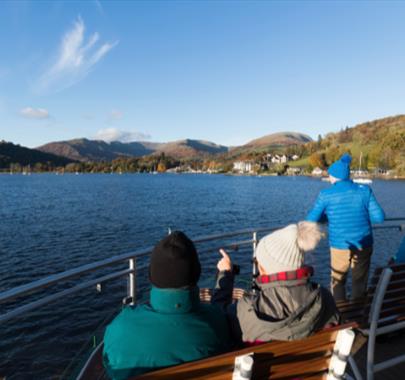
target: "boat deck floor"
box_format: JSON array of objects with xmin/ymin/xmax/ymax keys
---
[{"xmin": 349, "ymin": 330, "xmax": 405, "ymax": 380}]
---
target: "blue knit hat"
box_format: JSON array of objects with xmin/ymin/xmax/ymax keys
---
[{"xmin": 328, "ymin": 153, "xmax": 352, "ymax": 180}]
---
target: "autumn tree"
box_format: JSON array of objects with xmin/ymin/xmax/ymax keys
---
[{"xmin": 308, "ymin": 153, "xmax": 327, "ymax": 169}]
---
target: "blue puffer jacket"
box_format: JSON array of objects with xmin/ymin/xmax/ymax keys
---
[{"xmin": 306, "ymin": 180, "xmax": 385, "ymax": 249}]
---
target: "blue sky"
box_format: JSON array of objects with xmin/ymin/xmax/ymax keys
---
[{"xmin": 1, "ymin": 1, "xmax": 405, "ymax": 148}]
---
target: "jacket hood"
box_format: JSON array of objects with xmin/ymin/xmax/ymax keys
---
[
  {"xmin": 150, "ymin": 286, "xmax": 200, "ymax": 314},
  {"xmin": 236, "ymin": 278, "xmax": 335, "ymax": 342}
]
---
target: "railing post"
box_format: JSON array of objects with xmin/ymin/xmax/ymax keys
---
[
  {"xmin": 252, "ymin": 231, "xmax": 258, "ymax": 290},
  {"xmin": 128, "ymin": 258, "xmax": 136, "ymax": 306}
]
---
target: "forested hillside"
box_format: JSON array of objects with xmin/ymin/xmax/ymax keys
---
[
  {"xmin": 0, "ymin": 141, "xmax": 72, "ymax": 170},
  {"xmin": 304, "ymin": 115, "xmax": 405, "ymax": 175}
]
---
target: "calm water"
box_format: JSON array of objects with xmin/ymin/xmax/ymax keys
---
[{"xmin": 0, "ymin": 174, "xmax": 404, "ymax": 379}]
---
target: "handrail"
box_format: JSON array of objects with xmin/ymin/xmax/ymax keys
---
[
  {"xmin": 192, "ymin": 225, "xmax": 279, "ymax": 244},
  {"xmin": 0, "ymin": 269, "xmax": 132, "ymax": 324},
  {"xmin": 0, "ymin": 227, "xmax": 279, "ymax": 305},
  {"xmin": 385, "ymin": 217, "xmax": 405, "ymax": 222},
  {"xmin": 0, "ymin": 246, "xmax": 153, "ymax": 304},
  {"xmin": 0, "ymin": 220, "xmax": 404, "ymax": 323}
]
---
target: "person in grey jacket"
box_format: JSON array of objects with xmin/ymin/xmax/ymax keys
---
[{"xmin": 212, "ymin": 222, "xmax": 339, "ymax": 344}]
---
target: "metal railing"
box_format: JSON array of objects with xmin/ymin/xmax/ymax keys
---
[{"xmin": 1, "ymin": 219, "xmax": 404, "ymax": 324}]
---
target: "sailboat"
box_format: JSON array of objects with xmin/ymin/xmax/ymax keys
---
[{"xmin": 353, "ymin": 152, "xmax": 372, "ymax": 184}]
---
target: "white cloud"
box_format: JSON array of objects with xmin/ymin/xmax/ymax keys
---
[
  {"xmin": 20, "ymin": 107, "xmax": 50, "ymax": 119},
  {"xmin": 95, "ymin": 128, "xmax": 151, "ymax": 143},
  {"xmin": 36, "ymin": 16, "xmax": 118, "ymax": 94}
]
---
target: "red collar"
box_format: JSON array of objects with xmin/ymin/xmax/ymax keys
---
[{"xmin": 257, "ymin": 266, "xmax": 314, "ymax": 284}]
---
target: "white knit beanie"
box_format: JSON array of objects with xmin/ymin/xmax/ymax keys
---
[{"xmin": 255, "ymin": 222, "xmax": 323, "ymax": 275}]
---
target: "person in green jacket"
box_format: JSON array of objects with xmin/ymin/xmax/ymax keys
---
[{"xmin": 103, "ymin": 231, "xmax": 230, "ymax": 380}]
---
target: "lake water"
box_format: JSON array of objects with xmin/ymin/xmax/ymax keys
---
[{"xmin": 0, "ymin": 174, "xmax": 404, "ymax": 379}]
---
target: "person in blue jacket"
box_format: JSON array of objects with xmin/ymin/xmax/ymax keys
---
[
  {"xmin": 103, "ymin": 231, "xmax": 230, "ymax": 380},
  {"xmin": 306, "ymin": 154, "xmax": 385, "ymax": 301}
]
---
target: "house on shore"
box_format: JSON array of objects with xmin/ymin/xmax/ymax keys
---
[
  {"xmin": 233, "ymin": 161, "xmax": 254, "ymax": 173},
  {"xmin": 286, "ymin": 167, "xmax": 302, "ymax": 176}
]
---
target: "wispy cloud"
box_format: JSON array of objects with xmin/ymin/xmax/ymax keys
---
[
  {"xmin": 35, "ymin": 16, "xmax": 118, "ymax": 94},
  {"xmin": 95, "ymin": 128, "xmax": 151, "ymax": 143},
  {"xmin": 93, "ymin": 0, "xmax": 105, "ymax": 15},
  {"xmin": 20, "ymin": 107, "xmax": 50, "ymax": 119}
]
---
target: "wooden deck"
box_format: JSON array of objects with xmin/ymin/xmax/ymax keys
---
[{"xmin": 350, "ymin": 330, "xmax": 405, "ymax": 380}]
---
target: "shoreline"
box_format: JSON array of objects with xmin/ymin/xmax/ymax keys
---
[{"xmin": 1, "ymin": 171, "xmax": 404, "ymax": 180}]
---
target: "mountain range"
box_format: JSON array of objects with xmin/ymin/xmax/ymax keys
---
[
  {"xmin": 35, "ymin": 132, "xmax": 311, "ymax": 162},
  {"xmin": 1, "ymin": 114, "xmax": 404, "ymax": 175}
]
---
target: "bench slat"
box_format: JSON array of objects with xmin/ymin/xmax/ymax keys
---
[{"xmin": 132, "ymin": 324, "xmax": 355, "ymax": 380}]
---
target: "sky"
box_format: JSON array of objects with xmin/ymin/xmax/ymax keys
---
[{"xmin": 1, "ymin": 0, "xmax": 405, "ymax": 148}]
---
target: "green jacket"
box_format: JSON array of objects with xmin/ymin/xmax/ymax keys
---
[{"xmin": 103, "ymin": 286, "xmax": 230, "ymax": 380}]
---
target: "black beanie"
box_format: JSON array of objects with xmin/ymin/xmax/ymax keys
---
[{"xmin": 149, "ymin": 231, "xmax": 201, "ymax": 288}]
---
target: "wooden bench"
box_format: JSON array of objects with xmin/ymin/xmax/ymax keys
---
[
  {"xmin": 132, "ymin": 323, "xmax": 356, "ymax": 380},
  {"xmin": 335, "ymin": 263, "xmax": 405, "ymax": 380},
  {"xmin": 77, "ymin": 288, "xmax": 356, "ymax": 380}
]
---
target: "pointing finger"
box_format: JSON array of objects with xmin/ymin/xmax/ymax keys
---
[{"xmin": 219, "ymin": 249, "xmax": 229, "ymax": 259}]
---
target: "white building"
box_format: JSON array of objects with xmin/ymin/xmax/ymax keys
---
[
  {"xmin": 233, "ymin": 161, "xmax": 253, "ymax": 173},
  {"xmin": 287, "ymin": 167, "xmax": 302, "ymax": 175},
  {"xmin": 270, "ymin": 154, "xmax": 287, "ymax": 164}
]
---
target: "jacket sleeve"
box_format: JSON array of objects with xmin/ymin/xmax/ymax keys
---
[
  {"xmin": 211, "ymin": 270, "xmax": 235, "ymax": 312},
  {"xmin": 306, "ymin": 192, "xmax": 327, "ymax": 223},
  {"xmin": 368, "ymin": 190, "xmax": 385, "ymax": 224},
  {"xmin": 211, "ymin": 271, "xmax": 243, "ymax": 346}
]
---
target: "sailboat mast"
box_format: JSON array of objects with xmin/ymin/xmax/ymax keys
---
[{"xmin": 359, "ymin": 151, "xmax": 362, "ymax": 172}]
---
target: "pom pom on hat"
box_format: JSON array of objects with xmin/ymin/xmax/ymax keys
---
[
  {"xmin": 340, "ymin": 153, "xmax": 352, "ymax": 165},
  {"xmin": 255, "ymin": 222, "xmax": 323, "ymax": 275},
  {"xmin": 328, "ymin": 153, "xmax": 352, "ymax": 180}
]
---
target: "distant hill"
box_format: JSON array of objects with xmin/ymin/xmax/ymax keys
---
[
  {"xmin": 228, "ymin": 132, "xmax": 313, "ymax": 157},
  {"xmin": 244, "ymin": 132, "xmax": 313, "ymax": 148},
  {"xmin": 37, "ymin": 138, "xmax": 157, "ymax": 162},
  {"xmin": 153, "ymin": 139, "xmax": 228, "ymax": 159},
  {"xmin": 37, "ymin": 138, "xmax": 228, "ymax": 162},
  {"xmin": 0, "ymin": 141, "xmax": 72, "ymax": 169}
]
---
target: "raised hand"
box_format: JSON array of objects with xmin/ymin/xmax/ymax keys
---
[{"xmin": 217, "ymin": 248, "xmax": 233, "ymax": 272}]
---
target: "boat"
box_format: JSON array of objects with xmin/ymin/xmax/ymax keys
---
[
  {"xmin": 1, "ymin": 219, "xmax": 404, "ymax": 379},
  {"xmin": 353, "ymin": 177, "xmax": 372, "ymax": 185},
  {"xmin": 353, "ymin": 152, "xmax": 373, "ymax": 185}
]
